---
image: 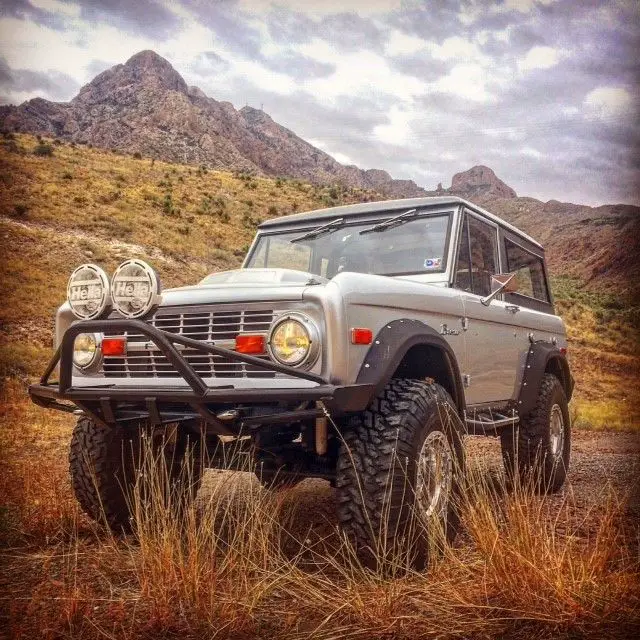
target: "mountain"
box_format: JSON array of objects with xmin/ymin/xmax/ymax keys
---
[
  {"xmin": 449, "ymin": 165, "xmax": 517, "ymax": 200},
  {"xmin": 0, "ymin": 50, "xmax": 426, "ymax": 198}
]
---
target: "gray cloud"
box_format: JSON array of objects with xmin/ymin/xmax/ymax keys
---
[
  {"xmin": 0, "ymin": 57, "xmax": 80, "ymax": 103},
  {"xmin": 261, "ymin": 51, "xmax": 335, "ymax": 80},
  {"xmin": 265, "ymin": 6, "xmax": 386, "ymax": 53},
  {"xmin": 189, "ymin": 51, "xmax": 231, "ymax": 77},
  {"xmin": 181, "ymin": 0, "xmax": 264, "ymax": 59},
  {"xmin": 387, "ymin": 53, "xmax": 453, "ymax": 81},
  {"xmin": 74, "ymin": 0, "xmax": 182, "ymax": 39},
  {"xmin": 0, "ymin": 0, "xmax": 66, "ymax": 29}
]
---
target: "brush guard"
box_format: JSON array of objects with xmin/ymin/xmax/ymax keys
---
[{"xmin": 29, "ymin": 319, "xmax": 374, "ymax": 435}]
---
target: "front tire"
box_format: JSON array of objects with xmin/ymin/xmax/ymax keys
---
[
  {"xmin": 335, "ymin": 379, "xmax": 465, "ymax": 571},
  {"xmin": 69, "ymin": 417, "xmax": 202, "ymax": 532},
  {"xmin": 500, "ymin": 373, "xmax": 570, "ymax": 493}
]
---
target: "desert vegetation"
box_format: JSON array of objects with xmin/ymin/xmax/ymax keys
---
[
  {"xmin": 0, "ymin": 134, "xmax": 638, "ymax": 637},
  {"xmin": 1, "ymin": 379, "xmax": 638, "ymax": 639}
]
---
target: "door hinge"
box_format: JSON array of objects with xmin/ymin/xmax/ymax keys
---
[{"xmin": 463, "ymin": 374, "xmax": 471, "ymax": 388}]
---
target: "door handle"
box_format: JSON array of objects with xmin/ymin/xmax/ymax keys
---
[{"xmin": 505, "ymin": 305, "xmax": 520, "ymax": 314}]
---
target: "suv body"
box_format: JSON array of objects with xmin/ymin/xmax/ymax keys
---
[{"xmin": 30, "ymin": 196, "xmax": 574, "ymax": 566}]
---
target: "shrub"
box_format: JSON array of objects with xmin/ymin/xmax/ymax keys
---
[
  {"xmin": 33, "ymin": 143, "xmax": 53, "ymax": 157},
  {"xmin": 2, "ymin": 139, "xmax": 20, "ymax": 153},
  {"xmin": 133, "ymin": 151, "xmax": 142, "ymax": 159},
  {"xmin": 267, "ymin": 205, "xmax": 278, "ymax": 217},
  {"xmin": 12, "ymin": 204, "xmax": 28, "ymax": 218},
  {"xmin": 61, "ymin": 171, "xmax": 73, "ymax": 180},
  {"xmin": 163, "ymin": 193, "xmax": 175, "ymax": 216}
]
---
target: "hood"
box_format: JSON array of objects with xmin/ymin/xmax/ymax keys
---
[{"xmin": 159, "ymin": 268, "xmax": 328, "ymax": 307}]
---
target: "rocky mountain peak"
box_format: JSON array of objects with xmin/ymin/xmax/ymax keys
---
[
  {"xmin": 74, "ymin": 50, "xmax": 188, "ymax": 105},
  {"xmin": 123, "ymin": 50, "xmax": 186, "ymax": 91},
  {"xmin": 450, "ymin": 165, "xmax": 517, "ymax": 199}
]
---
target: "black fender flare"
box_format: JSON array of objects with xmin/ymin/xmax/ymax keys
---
[
  {"xmin": 355, "ymin": 318, "xmax": 466, "ymax": 415},
  {"xmin": 518, "ymin": 341, "xmax": 574, "ymax": 417}
]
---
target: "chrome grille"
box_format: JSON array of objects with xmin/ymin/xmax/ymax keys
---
[{"xmin": 102, "ymin": 306, "xmax": 276, "ymax": 379}]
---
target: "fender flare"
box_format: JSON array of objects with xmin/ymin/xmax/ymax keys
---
[
  {"xmin": 518, "ymin": 341, "xmax": 574, "ymax": 417},
  {"xmin": 355, "ymin": 318, "xmax": 466, "ymax": 415}
]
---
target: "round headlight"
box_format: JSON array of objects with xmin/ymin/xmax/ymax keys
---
[
  {"xmin": 268, "ymin": 314, "xmax": 319, "ymax": 367},
  {"xmin": 73, "ymin": 332, "xmax": 100, "ymax": 369},
  {"xmin": 111, "ymin": 259, "xmax": 161, "ymax": 319},
  {"xmin": 67, "ymin": 264, "xmax": 110, "ymax": 320}
]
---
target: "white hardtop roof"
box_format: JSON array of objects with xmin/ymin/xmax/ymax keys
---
[{"xmin": 258, "ymin": 195, "xmax": 543, "ymax": 250}]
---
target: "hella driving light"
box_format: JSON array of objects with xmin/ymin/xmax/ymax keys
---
[
  {"xmin": 73, "ymin": 332, "xmax": 100, "ymax": 369},
  {"xmin": 268, "ymin": 314, "xmax": 319, "ymax": 367},
  {"xmin": 67, "ymin": 264, "xmax": 111, "ymax": 320},
  {"xmin": 111, "ymin": 259, "xmax": 161, "ymax": 319}
]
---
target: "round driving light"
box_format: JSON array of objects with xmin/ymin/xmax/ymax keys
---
[
  {"xmin": 268, "ymin": 315, "xmax": 319, "ymax": 367},
  {"xmin": 67, "ymin": 264, "xmax": 110, "ymax": 320},
  {"xmin": 73, "ymin": 332, "xmax": 100, "ymax": 369},
  {"xmin": 111, "ymin": 259, "xmax": 161, "ymax": 319}
]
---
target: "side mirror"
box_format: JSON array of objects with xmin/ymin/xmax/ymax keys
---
[{"xmin": 481, "ymin": 272, "xmax": 518, "ymax": 306}]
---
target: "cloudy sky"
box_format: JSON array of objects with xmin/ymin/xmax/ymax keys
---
[{"xmin": 1, "ymin": 0, "xmax": 638, "ymax": 205}]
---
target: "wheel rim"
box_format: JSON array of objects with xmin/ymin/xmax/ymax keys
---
[
  {"xmin": 549, "ymin": 404, "xmax": 565, "ymax": 459},
  {"xmin": 415, "ymin": 430, "xmax": 453, "ymax": 523}
]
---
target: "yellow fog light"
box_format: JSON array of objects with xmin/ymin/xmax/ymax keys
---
[
  {"xmin": 268, "ymin": 315, "xmax": 319, "ymax": 367},
  {"xmin": 73, "ymin": 333, "xmax": 100, "ymax": 370}
]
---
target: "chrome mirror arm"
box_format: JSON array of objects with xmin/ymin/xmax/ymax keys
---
[{"xmin": 480, "ymin": 272, "xmax": 517, "ymax": 306}]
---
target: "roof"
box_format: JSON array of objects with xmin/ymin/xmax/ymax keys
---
[{"xmin": 258, "ymin": 196, "xmax": 543, "ymax": 250}]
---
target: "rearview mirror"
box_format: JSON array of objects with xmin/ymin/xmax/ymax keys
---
[{"xmin": 481, "ymin": 272, "xmax": 518, "ymax": 306}]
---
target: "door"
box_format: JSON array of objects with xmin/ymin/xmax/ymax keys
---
[{"xmin": 453, "ymin": 212, "xmax": 522, "ymax": 405}]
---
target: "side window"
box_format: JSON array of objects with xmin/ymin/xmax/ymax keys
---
[
  {"xmin": 454, "ymin": 215, "xmax": 472, "ymax": 292},
  {"xmin": 467, "ymin": 216, "xmax": 498, "ymax": 297},
  {"xmin": 505, "ymin": 239, "xmax": 549, "ymax": 302}
]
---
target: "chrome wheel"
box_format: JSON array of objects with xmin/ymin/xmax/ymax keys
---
[
  {"xmin": 416, "ymin": 430, "xmax": 453, "ymax": 523},
  {"xmin": 549, "ymin": 404, "xmax": 565, "ymax": 459}
]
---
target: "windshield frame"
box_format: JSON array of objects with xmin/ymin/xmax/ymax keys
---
[{"xmin": 243, "ymin": 207, "xmax": 456, "ymax": 279}]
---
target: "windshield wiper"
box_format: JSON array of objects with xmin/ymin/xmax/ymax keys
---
[
  {"xmin": 291, "ymin": 217, "xmax": 345, "ymax": 243},
  {"xmin": 359, "ymin": 208, "xmax": 417, "ymax": 235}
]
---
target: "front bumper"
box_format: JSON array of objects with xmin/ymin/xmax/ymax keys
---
[{"xmin": 29, "ymin": 318, "xmax": 374, "ymax": 433}]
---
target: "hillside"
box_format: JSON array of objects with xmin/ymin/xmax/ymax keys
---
[
  {"xmin": 0, "ymin": 50, "xmax": 426, "ymax": 198},
  {"xmin": 0, "ymin": 134, "xmax": 638, "ymax": 429}
]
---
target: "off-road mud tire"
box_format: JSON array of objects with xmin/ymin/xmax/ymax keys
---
[
  {"xmin": 69, "ymin": 417, "xmax": 203, "ymax": 533},
  {"xmin": 335, "ymin": 379, "xmax": 465, "ymax": 571},
  {"xmin": 501, "ymin": 373, "xmax": 570, "ymax": 493}
]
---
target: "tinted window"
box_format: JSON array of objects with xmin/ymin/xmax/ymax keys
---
[
  {"xmin": 505, "ymin": 239, "xmax": 549, "ymax": 302},
  {"xmin": 454, "ymin": 215, "xmax": 499, "ymax": 296},
  {"xmin": 454, "ymin": 215, "xmax": 472, "ymax": 292}
]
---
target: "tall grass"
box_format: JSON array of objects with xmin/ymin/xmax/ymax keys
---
[
  {"xmin": 40, "ymin": 428, "xmax": 635, "ymax": 638},
  {"xmin": 2, "ymin": 389, "xmax": 638, "ymax": 638}
]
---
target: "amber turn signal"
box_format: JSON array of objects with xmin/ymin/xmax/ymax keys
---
[
  {"xmin": 235, "ymin": 334, "xmax": 266, "ymax": 354},
  {"xmin": 102, "ymin": 337, "xmax": 127, "ymax": 356},
  {"xmin": 351, "ymin": 328, "xmax": 373, "ymax": 345}
]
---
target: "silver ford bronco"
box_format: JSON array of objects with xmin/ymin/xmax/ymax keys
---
[{"xmin": 30, "ymin": 196, "xmax": 573, "ymax": 567}]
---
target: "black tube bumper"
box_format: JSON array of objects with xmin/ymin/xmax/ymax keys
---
[{"xmin": 28, "ymin": 318, "xmax": 374, "ymax": 430}]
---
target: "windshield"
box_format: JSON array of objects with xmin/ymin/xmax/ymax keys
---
[{"xmin": 245, "ymin": 212, "xmax": 452, "ymax": 278}]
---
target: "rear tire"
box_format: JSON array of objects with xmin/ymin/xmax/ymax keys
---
[
  {"xmin": 500, "ymin": 373, "xmax": 570, "ymax": 493},
  {"xmin": 335, "ymin": 379, "xmax": 465, "ymax": 571},
  {"xmin": 69, "ymin": 417, "xmax": 202, "ymax": 532}
]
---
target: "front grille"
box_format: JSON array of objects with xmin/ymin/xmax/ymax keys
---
[{"xmin": 102, "ymin": 306, "xmax": 277, "ymax": 379}]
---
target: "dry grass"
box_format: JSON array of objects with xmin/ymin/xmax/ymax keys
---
[{"xmin": 1, "ymin": 380, "xmax": 638, "ymax": 639}]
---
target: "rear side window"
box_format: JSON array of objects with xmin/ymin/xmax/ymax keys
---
[{"xmin": 505, "ymin": 239, "xmax": 549, "ymax": 302}]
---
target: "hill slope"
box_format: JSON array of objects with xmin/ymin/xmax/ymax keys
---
[
  {"xmin": 0, "ymin": 134, "xmax": 638, "ymax": 428},
  {"xmin": 0, "ymin": 50, "xmax": 426, "ymax": 198}
]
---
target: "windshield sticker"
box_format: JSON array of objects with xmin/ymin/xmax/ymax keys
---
[{"xmin": 424, "ymin": 258, "xmax": 441, "ymax": 269}]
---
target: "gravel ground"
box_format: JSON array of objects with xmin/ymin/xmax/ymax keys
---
[{"xmin": 200, "ymin": 429, "xmax": 640, "ymax": 551}]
